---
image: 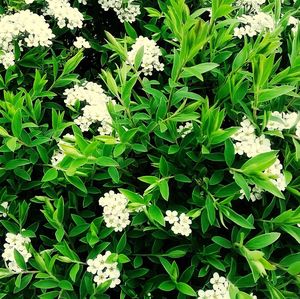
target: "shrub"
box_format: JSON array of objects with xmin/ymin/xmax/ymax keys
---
[{"xmin": 0, "ymin": 0, "xmax": 300, "ymax": 298}]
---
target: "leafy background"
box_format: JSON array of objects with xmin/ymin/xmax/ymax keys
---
[{"xmin": 0, "ymin": 0, "xmax": 300, "ymax": 298}]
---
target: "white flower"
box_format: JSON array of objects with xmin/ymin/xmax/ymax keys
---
[
  {"xmin": 296, "ymin": 122, "xmax": 300, "ymax": 139},
  {"xmin": 166, "ymin": 211, "xmax": 192, "ymax": 237},
  {"xmin": 234, "ymin": 12, "xmax": 275, "ymax": 38},
  {"xmin": 232, "ymin": 117, "xmax": 271, "ymax": 158},
  {"xmin": 0, "ymin": 52, "xmax": 15, "ymax": 69},
  {"xmin": 288, "ymin": 16, "xmax": 299, "ymax": 35},
  {"xmin": 164, "ymin": 210, "xmax": 179, "ymax": 224},
  {"xmin": 266, "ymin": 111, "xmax": 298, "ymax": 131},
  {"xmin": 63, "ymin": 82, "xmax": 113, "ymax": 134},
  {"xmin": 51, "ymin": 149, "xmax": 65, "ymax": 166},
  {"xmin": 87, "ymin": 251, "xmax": 121, "ymax": 288},
  {"xmin": 0, "ymin": 10, "xmax": 54, "ymax": 68},
  {"xmin": 25, "ymin": 0, "xmax": 35, "ymax": 4},
  {"xmin": 0, "ymin": 202, "xmax": 9, "ymax": 217},
  {"xmin": 236, "ymin": 0, "xmax": 266, "ymax": 12},
  {"xmin": 127, "ymin": 36, "xmax": 164, "ymax": 76},
  {"xmin": 179, "ymin": 213, "xmax": 192, "ymax": 225},
  {"xmin": 98, "ymin": 0, "xmax": 140, "ymax": 23},
  {"xmin": 43, "ymin": 0, "xmax": 84, "ymax": 29},
  {"xmin": 74, "ymin": 36, "xmax": 90, "ymax": 49},
  {"xmin": 177, "ymin": 122, "xmax": 193, "ymax": 138},
  {"xmin": 99, "ymin": 191, "xmax": 131, "ymax": 232},
  {"xmin": 197, "ymin": 272, "xmax": 230, "ymax": 299},
  {"xmin": 2, "ymin": 233, "xmax": 31, "ymax": 273}
]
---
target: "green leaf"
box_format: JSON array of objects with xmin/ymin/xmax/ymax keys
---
[
  {"xmin": 225, "ymin": 139, "xmax": 235, "ymax": 167},
  {"xmin": 176, "ymin": 282, "xmax": 197, "ymax": 297},
  {"xmin": 134, "ymin": 46, "xmax": 144, "ymax": 69},
  {"xmin": 116, "ymin": 232, "xmax": 127, "ymax": 253},
  {"xmin": 6, "ymin": 137, "xmax": 18, "ymax": 152},
  {"xmin": 234, "ymin": 172, "xmax": 250, "ymax": 200},
  {"xmin": 65, "ymin": 175, "xmax": 87, "ymax": 193},
  {"xmin": 245, "ymin": 232, "xmax": 281, "ymax": 250},
  {"xmin": 287, "ymin": 261, "xmax": 300, "ymax": 275},
  {"xmin": 293, "ymin": 138, "xmax": 300, "ymax": 161},
  {"xmin": 124, "ymin": 22, "xmax": 137, "ymax": 39},
  {"xmin": 0, "ymin": 268, "xmax": 14, "ymax": 279},
  {"xmin": 212, "ymin": 236, "xmax": 232, "ymax": 249},
  {"xmin": 159, "ymin": 156, "xmax": 169, "ymax": 177},
  {"xmin": 158, "ymin": 280, "xmax": 175, "ymax": 291},
  {"xmin": 108, "ymin": 166, "xmax": 120, "ymax": 183},
  {"xmin": 12, "ymin": 109, "xmax": 22, "ymax": 138},
  {"xmin": 159, "ymin": 179, "xmax": 169, "ymax": 201},
  {"xmin": 181, "ymin": 63, "xmax": 219, "ymax": 81},
  {"xmin": 258, "ymin": 86, "xmax": 295, "ymax": 102},
  {"xmin": 119, "ymin": 189, "xmax": 144, "ymax": 204},
  {"xmin": 148, "ymin": 205, "xmax": 165, "ymax": 226},
  {"xmin": 221, "ymin": 206, "xmax": 254, "ymax": 229},
  {"xmin": 251, "ymin": 177, "xmax": 284, "ymax": 199},
  {"xmin": 5, "ymin": 159, "xmax": 30, "ymax": 170},
  {"xmin": 14, "ymin": 250, "xmax": 27, "ymax": 270},
  {"xmin": 205, "ymin": 197, "xmax": 215, "ymax": 225},
  {"xmin": 267, "ymin": 283, "xmax": 285, "ymax": 299},
  {"xmin": 210, "ymin": 127, "xmax": 238, "ymax": 145},
  {"xmin": 174, "ymin": 174, "xmax": 192, "ymax": 183},
  {"xmin": 241, "ymin": 151, "xmax": 278, "ymax": 173},
  {"xmin": 62, "ymin": 51, "xmax": 83, "ymax": 75},
  {"xmin": 281, "ymin": 225, "xmax": 300, "ymax": 243},
  {"xmin": 42, "ymin": 168, "xmax": 58, "ymax": 182},
  {"xmin": 121, "ymin": 76, "xmax": 138, "ymax": 107},
  {"xmin": 58, "ymin": 280, "xmax": 73, "ymax": 291},
  {"xmin": 0, "ymin": 126, "xmax": 9, "ymax": 137},
  {"xmin": 96, "ymin": 157, "xmax": 119, "ymax": 167},
  {"xmin": 69, "ymin": 224, "xmax": 89, "ymax": 237},
  {"xmin": 34, "ymin": 279, "xmax": 59, "ymax": 289}
]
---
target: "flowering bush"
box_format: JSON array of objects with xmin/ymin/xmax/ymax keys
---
[{"xmin": 0, "ymin": 0, "xmax": 300, "ymax": 298}]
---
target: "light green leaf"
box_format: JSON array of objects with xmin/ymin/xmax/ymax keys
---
[
  {"xmin": 245, "ymin": 232, "xmax": 281, "ymax": 250},
  {"xmin": 42, "ymin": 168, "xmax": 58, "ymax": 182}
]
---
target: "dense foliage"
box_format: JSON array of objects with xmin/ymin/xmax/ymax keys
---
[{"xmin": 0, "ymin": 0, "xmax": 300, "ymax": 298}]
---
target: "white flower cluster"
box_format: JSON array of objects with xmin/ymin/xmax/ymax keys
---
[
  {"xmin": 0, "ymin": 202, "xmax": 9, "ymax": 217},
  {"xmin": 288, "ymin": 16, "xmax": 299, "ymax": 35},
  {"xmin": 239, "ymin": 185, "xmax": 263, "ymax": 202},
  {"xmin": 63, "ymin": 82, "xmax": 113, "ymax": 134},
  {"xmin": 236, "ymin": 0, "xmax": 265, "ymax": 12},
  {"xmin": 177, "ymin": 122, "xmax": 193, "ymax": 138},
  {"xmin": 73, "ymin": 36, "xmax": 90, "ymax": 49},
  {"xmin": 232, "ymin": 117, "xmax": 287, "ymax": 194},
  {"xmin": 51, "ymin": 149, "xmax": 65, "ymax": 166},
  {"xmin": 98, "ymin": 0, "xmax": 140, "ymax": 23},
  {"xmin": 25, "ymin": 0, "xmax": 35, "ymax": 4},
  {"xmin": 266, "ymin": 111, "xmax": 298, "ymax": 131},
  {"xmin": 2, "ymin": 233, "xmax": 32, "ymax": 273},
  {"xmin": 264, "ymin": 158, "xmax": 286, "ymax": 191},
  {"xmin": 0, "ymin": 10, "xmax": 54, "ymax": 69},
  {"xmin": 87, "ymin": 251, "xmax": 121, "ymax": 288},
  {"xmin": 43, "ymin": 0, "xmax": 84, "ymax": 29},
  {"xmin": 78, "ymin": 0, "xmax": 88, "ymax": 4},
  {"xmin": 99, "ymin": 191, "xmax": 130, "ymax": 232},
  {"xmin": 296, "ymin": 122, "xmax": 300, "ymax": 139},
  {"xmin": 232, "ymin": 118, "xmax": 271, "ymax": 158},
  {"xmin": 234, "ymin": 12, "xmax": 275, "ymax": 38},
  {"xmin": 50, "ymin": 133, "xmax": 75, "ymax": 166},
  {"xmin": 197, "ymin": 272, "xmax": 230, "ymax": 299},
  {"xmin": 164, "ymin": 210, "xmax": 192, "ymax": 236},
  {"xmin": 127, "ymin": 36, "xmax": 164, "ymax": 76},
  {"xmin": 266, "ymin": 112, "xmax": 300, "ymax": 184}
]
